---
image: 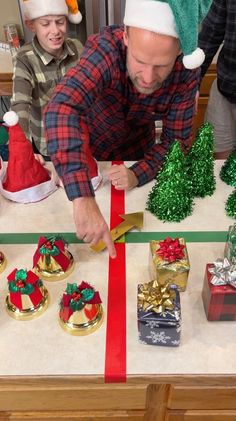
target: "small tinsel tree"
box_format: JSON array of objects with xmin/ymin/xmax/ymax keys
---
[
  {"xmin": 186, "ymin": 122, "xmax": 216, "ymax": 197},
  {"xmin": 220, "ymin": 148, "xmax": 236, "ymax": 187},
  {"xmin": 146, "ymin": 140, "xmax": 193, "ymax": 222},
  {"xmin": 225, "ymin": 190, "xmax": 236, "ymax": 218}
]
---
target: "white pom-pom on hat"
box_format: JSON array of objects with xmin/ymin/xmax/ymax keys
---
[
  {"xmin": 3, "ymin": 111, "xmax": 19, "ymax": 127},
  {"xmin": 183, "ymin": 48, "xmax": 205, "ymax": 70}
]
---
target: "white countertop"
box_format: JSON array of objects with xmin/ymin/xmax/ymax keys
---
[{"xmin": 0, "ymin": 160, "xmax": 235, "ymax": 377}]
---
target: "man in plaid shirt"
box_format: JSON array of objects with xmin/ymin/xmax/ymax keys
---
[{"xmin": 44, "ymin": 0, "xmax": 211, "ymax": 257}]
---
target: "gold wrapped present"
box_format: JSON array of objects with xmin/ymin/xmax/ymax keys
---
[{"xmin": 149, "ymin": 237, "xmax": 190, "ymax": 291}]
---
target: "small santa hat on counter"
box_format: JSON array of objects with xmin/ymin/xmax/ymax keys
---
[
  {"xmin": 0, "ymin": 111, "xmax": 57, "ymax": 203},
  {"xmin": 81, "ymin": 119, "xmax": 102, "ymax": 191}
]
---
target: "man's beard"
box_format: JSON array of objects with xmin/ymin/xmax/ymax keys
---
[{"xmin": 127, "ymin": 63, "xmax": 162, "ymax": 94}]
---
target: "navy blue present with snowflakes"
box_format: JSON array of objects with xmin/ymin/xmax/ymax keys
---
[{"xmin": 137, "ymin": 280, "xmax": 181, "ymax": 347}]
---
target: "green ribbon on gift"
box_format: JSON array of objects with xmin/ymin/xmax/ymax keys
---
[
  {"xmin": 138, "ymin": 279, "xmax": 176, "ymax": 314},
  {"xmin": 9, "ymin": 269, "xmax": 34, "ymax": 295},
  {"xmin": 66, "ymin": 283, "xmax": 95, "ymax": 311},
  {"xmin": 227, "ymin": 225, "xmax": 236, "ymax": 260}
]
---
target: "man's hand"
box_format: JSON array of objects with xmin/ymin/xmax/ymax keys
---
[
  {"xmin": 73, "ymin": 197, "xmax": 116, "ymax": 258},
  {"xmin": 34, "ymin": 153, "xmax": 45, "ymax": 165},
  {"xmin": 106, "ymin": 164, "xmax": 138, "ymax": 190}
]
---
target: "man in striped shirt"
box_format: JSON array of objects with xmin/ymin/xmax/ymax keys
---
[
  {"xmin": 44, "ymin": 0, "xmax": 211, "ymax": 257},
  {"xmin": 11, "ymin": 0, "xmax": 83, "ymax": 164}
]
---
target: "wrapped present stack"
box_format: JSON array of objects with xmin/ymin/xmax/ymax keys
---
[
  {"xmin": 149, "ymin": 237, "xmax": 190, "ymax": 291},
  {"xmin": 137, "ymin": 280, "xmax": 181, "ymax": 346},
  {"xmin": 202, "ymin": 259, "xmax": 236, "ymax": 321},
  {"xmin": 0, "ymin": 251, "xmax": 7, "ymax": 274},
  {"xmin": 6, "ymin": 268, "xmax": 49, "ymax": 320},
  {"xmin": 202, "ymin": 225, "xmax": 236, "ymax": 321},
  {"xmin": 59, "ymin": 282, "xmax": 103, "ymax": 335},
  {"xmin": 33, "ymin": 235, "xmax": 74, "ymax": 281}
]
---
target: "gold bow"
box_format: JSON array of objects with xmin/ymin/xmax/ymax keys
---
[{"xmin": 138, "ymin": 280, "xmax": 176, "ymax": 314}]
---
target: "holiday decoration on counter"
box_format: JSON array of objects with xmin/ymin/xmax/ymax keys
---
[
  {"xmin": 0, "ymin": 251, "xmax": 7, "ymax": 274},
  {"xmin": 146, "ymin": 141, "xmax": 193, "ymax": 222},
  {"xmin": 6, "ymin": 268, "xmax": 49, "ymax": 320},
  {"xmin": 0, "ymin": 111, "xmax": 57, "ymax": 203},
  {"xmin": 59, "ymin": 281, "xmax": 103, "ymax": 335},
  {"xmin": 224, "ymin": 225, "xmax": 236, "ymax": 263},
  {"xmin": 138, "ymin": 280, "xmax": 181, "ymax": 347},
  {"xmin": 220, "ymin": 147, "xmax": 236, "ymax": 187},
  {"xmin": 149, "ymin": 237, "xmax": 190, "ymax": 291},
  {"xmin": 91, "ymin": 212, "xmax": 143, "ymax": 252},
  {"xmin": 202, "ymin": 259, "xmax": 236, "ymax": 321},
  {"xmin": 186, "ymin": 122, "xmax": 216, "ymax": 197},
  {"xmin": 225, "ymin": 190, "xmax": 236, "ymax": 219},
  {"xmin": 33, "ymin": 235, "xmax": 74, "ymax": 281}
]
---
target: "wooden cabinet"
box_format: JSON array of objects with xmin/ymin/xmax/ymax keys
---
[
  {"xmin": 166, "ymin": 385, "xmax": 236, "ymax": 421},
  {"xmin": 1, "ymin": 380, "xmax": 236, "ymax": 420}
]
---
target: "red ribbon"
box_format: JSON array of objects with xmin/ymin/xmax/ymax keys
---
[
  {"xmin": 156, "ymin": 237, "xmax": 185, "ymax": 262},
  {"xmin": 33, "ymin": 236, "xmax": 70, "ymax": 271},
  {"xmin": 105, "ymin": 161, "xmax": 126, "ymax": 383},
  {"xmin": 7, "ymin": 268, "xmax": 43, "ymax": 310}
]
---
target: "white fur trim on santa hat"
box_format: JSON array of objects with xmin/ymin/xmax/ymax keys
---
[
  {"xmin": 91, "ymin": 173, "xmax": 102, "ymax": 191},
  {"xmin": 182, "ymin": 48, "xmax": 205, "ymax": 70},
  {"xmin": 23, "ymin": 0, "xmax": 68, "ymax": 21},
  {"xmin": 124, "ymin": 0, "xmax": 178, "ymax": 38},
  {"xmin": 0, "ymin": 168, "xmax": 58, "ymax": 204},
  {"xmin": 3, "ymin": 111, "xmax": 19, "ymax": 127}
]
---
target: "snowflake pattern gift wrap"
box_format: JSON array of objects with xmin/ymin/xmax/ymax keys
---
[
  {"xmin": 149, "ymin": 238, "xmax": 190, "ymax": 291},
  {"xmin": 224, "ymin": 224, "xmax": 236, "ymax": 264},
  {"xmin": 137, "ymin": 280, "xmax": 181, "ymax": 347},
  {"xmin": 202, "ymin": 259, "xmax": 236, "ymax": 321}
]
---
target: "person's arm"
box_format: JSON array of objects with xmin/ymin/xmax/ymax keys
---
[
  {"xmin": 199, "ymin": 0, "xmax": 226, "ymax": 79},
  {"xmin": 44, "ymin": 34, "xmax": 117, "ymax": 257},
  {"xmin": 11, "ymin": 53, "xmax": 44, "ymax": 164},
  {"xmin": 11, "ymin": 53, "xmax": 33, "ymax": 140},
  {"xmin": 129, "ymin": 66, "xmax": 200, "ymax": 186}
]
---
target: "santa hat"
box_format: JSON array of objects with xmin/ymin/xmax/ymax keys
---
[
  {"xmin": 123, "ymin": 0, "xmax": 212, "ymax": 69},
  {"xmin": 22, "ymin": 0, "xmax": 82, "ymax": 24},
  {"xmin": 0, "ymin": 111, "xmax": 57, "ymax": 203},
  {"xmin": 81, "ymin": 119, "xmax": 102, "ymax": 191}
]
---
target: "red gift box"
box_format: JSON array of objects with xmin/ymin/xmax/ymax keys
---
[{"xmin": 202, "ymin": 263, "xmax": 236, "ymax": 321}]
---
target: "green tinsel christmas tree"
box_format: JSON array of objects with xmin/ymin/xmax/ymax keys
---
[
  {"xmin": 225, "ymin": 190, "xmax": 236, "ymax": 218},
  {"xmin": 146, "ymin": 140, "xmax": 193, "ymax": 222},
  {"xmin": 186, "ymin": 122, "xmax": 216, "ymax": 197},
  {"xmin": 220, "ymin": 148, "xmax": 236, "ymax": 187}
]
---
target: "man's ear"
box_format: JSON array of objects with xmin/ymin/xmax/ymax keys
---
[
  {"xmin": 123, "ymin": 25, "xmax": 129, "ymax": 47},
  {"xmin": 25, "ymin": 19, "xmax": 35, "ymax": 33}
]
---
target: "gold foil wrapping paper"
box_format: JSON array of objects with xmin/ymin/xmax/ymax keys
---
[
  {"xmin": 149, "ymin": 239, "xmax": 190, "ymax": 291},
  {"xmin": 34, "ymin": 251, "xmax": 74, "ymax": 281},
  {"xmin": 6, "ymin": 286, "xmax": 49, "ymax": 320}
]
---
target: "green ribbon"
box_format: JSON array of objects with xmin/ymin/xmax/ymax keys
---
[
  {"xmin": 9, "ymin": 269, "xmax": 37, "ymax": 295},
  {"xmin": 15, "ymin": 269, "xmax": 27, "ymax": 281}
]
